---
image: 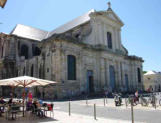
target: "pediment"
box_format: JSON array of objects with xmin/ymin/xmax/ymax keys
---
[
  {"xmin": 107, "ymin": 12, "xmax": 118, "ymax": 21},
  {"xmin": 105, "ymin": 10, "xmax": 124, "ymax": 26},
  {"xmin": 94, "ymin": 9, "xmax": 124, "ymax": 26}
]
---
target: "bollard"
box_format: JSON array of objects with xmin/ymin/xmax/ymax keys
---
[
  {"xmin": 125, "ymin": 98, "xmax": 127, "ymax": 108},
  {"xmin": 131, "ymin": 99, "xmax": 134, "ymax": 123},
  {"xmin": 69, "ymin": 101, "xmax": 71, "ymax": 116},
  {"xmin": 94, "ymin": 104, "xmax": 96, "ymax": 120},
  {"xmin": 106, "ymin": 96, "xmax": 108, "ymax": 104},
  {"xmin": 86, "ymin": 97, "xmax": 88, "ymax": 106},
  {"xmin": 154, "ymin": 98, "xmax": 156, "ymax": 109},
  {"xmin": 104, "ymin": 98, "xmax": 105, "ymax": 106}
]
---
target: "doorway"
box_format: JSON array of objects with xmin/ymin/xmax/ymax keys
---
[{"xmin": 87, "ymin": 70, "xmax": 94, "ymax": 93}]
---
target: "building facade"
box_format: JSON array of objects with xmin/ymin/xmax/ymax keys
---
[
  {"xmin": 0, "ymin": 4, "xmax": 144, "ymax": 98},
  {"xmin": 143, "ymin": 71, "xmax": 161, "ymax": 92}
]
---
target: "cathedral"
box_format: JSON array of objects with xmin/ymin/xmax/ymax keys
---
[{"xmin": 0, "ymin": 3, "xmax": 144, "ymax": 98}]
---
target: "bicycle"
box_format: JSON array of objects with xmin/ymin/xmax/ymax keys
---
[
  {"xmin": 139, "ymin": 95, "xmax": 148, "ymax": 106},
  {"xmin": 147, "ymin": 93, "xmax": 157, "ymax": 107},
  {"xmin": 125, "ymin": 95, "xmax": 138, "ymax": 106}
]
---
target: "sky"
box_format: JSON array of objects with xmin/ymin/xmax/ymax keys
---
[{"xmin": 0, "ymin": 0, "xmax": 161, "ymax": 72}]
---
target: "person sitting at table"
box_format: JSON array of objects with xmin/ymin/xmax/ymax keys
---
[
  {"xmin": 0, "ymin": 97, "xmax": 6, "ymax": 104},
  {"xmin": 0, "ymin": 97, "xmax": 6, "ymax": 116},
  {"xmin": 32, "ymin": 99, "xmax": 43, "ymax": 117},
  {"xmin": 0, "ymin": 111, "xmax": 1, "ymax": 116},
  {"xmin": 8, "ymin": 98, "xmax": 13, "ymax": 106},
  {"xmin": 0, "ymin": 97, "xmax": 6, "ymax": 113},
  {"xmin": 26, "ymin": 98, "xmax": 32, "ymax": 111}
]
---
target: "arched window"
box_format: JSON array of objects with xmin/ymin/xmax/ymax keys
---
[
  {"xmin": 20, "ymin": 45, "xmax": 29, "ymax": 59},
  {"xmin": 67, "ymin": 55, "xmax": 76, "ymax": 80},
  {"xmin": 34, "ymin": 47, "xmax": 41, "ymax": 56},
  {"xmin": 107, "ymin": 32, "xmax": 112, "ymax": 49},
  {"xmin": 31, "ymin": 64, "xmax": 34, "ymax": 77},
  {"xmin": 32, "ymin": 44, "xmax": 41, "ymax": 56},
  {"xmin": 137, "ymin": 68, "xmax": 141, "ymax": 83}
]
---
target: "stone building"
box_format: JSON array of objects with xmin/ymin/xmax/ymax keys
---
[
  {"xmin": 0, "ymin": 3, "xmax": 144, "ymax": 98},
  {"xmin": 143, "ymin": 71, "xmax": 161, "ymax": 92}
]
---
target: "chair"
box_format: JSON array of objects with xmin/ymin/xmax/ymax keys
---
[
  {"xmin": 48, "ymin": 103, "xmax": 54, "ymax": 118},
  {"xmin": 41, "ymin": 103, "xmax": 54, "ymax": 118}
]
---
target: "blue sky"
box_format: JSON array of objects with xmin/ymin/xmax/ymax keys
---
[{"xmin": 0, "ymin": 0, "xmax": 161, "ymax": 71}]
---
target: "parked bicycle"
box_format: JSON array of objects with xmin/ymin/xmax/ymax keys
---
[
  {"xmin": 139, "ymin": 95, "xmax": 148, "ymax": 106},
  {"xmin": 148, "ymin": 93, "xmax": 157, "ymax": 107},
  {"xmin": 125, "ymin": 94, "xmax": 148, "ymax": 106},
  {"xmin": 159, "ymin": 97, "xmax": 161, "ymax": 106},
  {"xmin": 125, "ymin": 95, "xmax": 137, "ymax": 106}
]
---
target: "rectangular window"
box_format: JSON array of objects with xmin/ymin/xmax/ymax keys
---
[
  {"xmin": 67, "ymin": 55, "xmax": 76, "ymax": 80},
  {"xmin": 47, "ymin": 68, "xmax": 49, "ymax": 72},
  {"xmin": 137, "ymin": 68, "xmax": 141, "ymax": 83},
  {"xmin": 107, "ymin": 32, "xmax": 112, "ymax": 49}
]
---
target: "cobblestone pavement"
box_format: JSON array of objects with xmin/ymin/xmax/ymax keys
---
[
  {"xmin": 0, "ymin": 109, "xmax": 144, "ymax": 123},
  {"xmin": 51, "ymin": 97, "xmax": 161, "ymax": 123}
]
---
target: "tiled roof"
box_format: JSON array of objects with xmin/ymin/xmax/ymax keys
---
[
  {"xmin": 11, "ymin": 24, "xmax": 49, "ymax": 41},
  {"xmin": 48, "ymin": 9, "xmax": 95, "ymax": 37},
  {"xmin": 10, "ymin": 9, "xmax": 95, "ymax": 41}
]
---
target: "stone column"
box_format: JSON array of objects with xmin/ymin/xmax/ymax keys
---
[
  {"xmin": 100, "ymin": 58, "xmax": 106, "ymax": 88},
  {"xmin": 112, "ymin": 28, "xmax": 116, "ymax": 51},
  {"xmin": 115, "ymin": 61, "xmax": 119, "ymax": 87},
  {"xmin": 117, "ymin": 61, "xmax": 122, "ymax": 87},
  {"xmin": 132, "ymin": 63, "xmax": 138, "ymax": 90},
  {"xmin": 122, "ymin": 62, "xmax": 125, "ymax": 87},
  {"xmin": 114, "ymin": 28, "xmax": 119, "ymax": 50},
  {"xmin": 106, "ymin": 59, "xmax": 109, "ymax": 87},
  {"xmin": 98, "ymin": 22, "xmax": 104, "ymax": 45},
  {"xmin": 120, "ymin": 62, "xmax": 123, "ymax": 87},
  {"xmin": 55, "ymin": 49, "xmax": 61, "ymax": 82},
  {"xmin": 118, "ymin": 29, "xmax": 122, "ymax": 50}
]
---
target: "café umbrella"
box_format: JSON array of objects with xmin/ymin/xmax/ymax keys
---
[{"xmin": 0, "ymin": 76, "xmax": 57, "ymax": 116}]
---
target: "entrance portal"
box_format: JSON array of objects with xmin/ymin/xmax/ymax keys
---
[{"xmin": 87, "ymin": 70, "xmax": 94, "ymax": 93}]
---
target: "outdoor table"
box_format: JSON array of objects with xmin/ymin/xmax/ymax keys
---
[
  {"xmin": 0, "ymin": 104, "xmax": 4, "ymax": 116},
  {"xmin": 5, "ymin": 104, "xmax": 23, "ymax": 120},
  {"xmin": 0, "ymin": 104, "xmax": 5, "ymax": 110},
  {"xmin": 0, "ymin": 103, "xmax": 7, "ymax": 115}
]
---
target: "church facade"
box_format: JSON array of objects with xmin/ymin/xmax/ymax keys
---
[{"xmin": 0, "ymin": 4, "xmax": 144, "ymax": 98}]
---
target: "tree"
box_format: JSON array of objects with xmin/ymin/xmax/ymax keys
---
[
  {"xmin": 143, "ymin": 71, "xmax": 147, "ymax": 74},
  {"xmin": 0, "ymin": 0, "xmax": 7, "ymax": 8}
]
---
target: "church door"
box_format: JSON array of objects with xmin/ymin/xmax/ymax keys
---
[
  {"xmin": 87, "ymin": 70, "xmax": 94, "ymax": 93},
  {"xmin": 109, "ymin": 65, "xmax": 115, "ymax": 91}
]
